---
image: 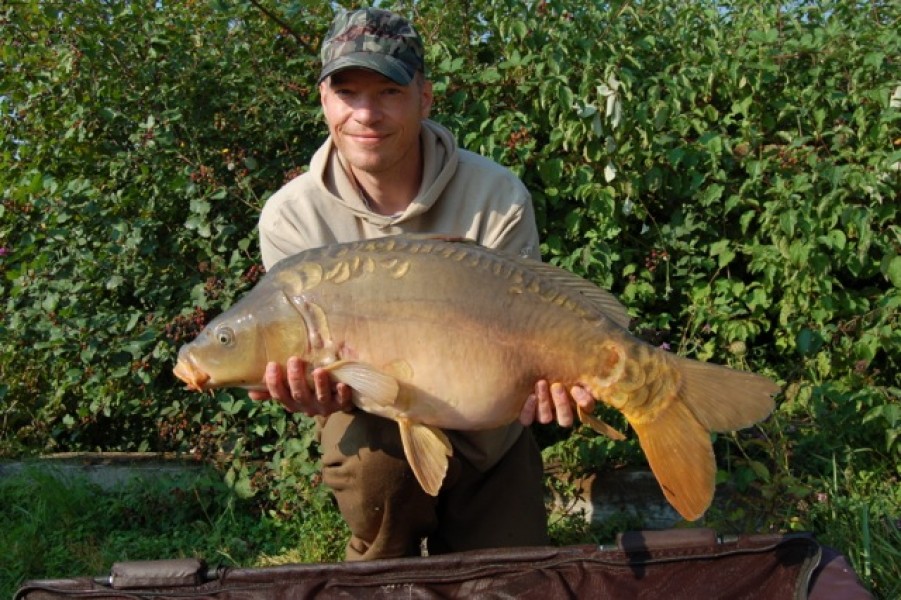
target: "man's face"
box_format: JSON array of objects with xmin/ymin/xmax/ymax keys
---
[{"xmin": 320, "ymin": 68, "xmax": 433, "ymax": 177}]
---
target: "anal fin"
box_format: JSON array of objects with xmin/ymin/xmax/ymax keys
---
[
  {"xmin": 398, "ymin": 419, "xmax": 452, "ymax": 496},
  {"xmin": 577, "ymin": 405, "xmax": 627, "ymax": 441}
]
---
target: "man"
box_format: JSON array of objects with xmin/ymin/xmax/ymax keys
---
[{"xmin": 252, "ymin": 7, "xmax": 596, "ymax": 560}]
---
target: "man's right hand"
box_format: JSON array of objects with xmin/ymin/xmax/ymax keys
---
[{"xmin": 247, "ymin": 356, "xmax": 353, "ymax": 417}]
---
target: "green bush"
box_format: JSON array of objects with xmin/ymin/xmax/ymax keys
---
[{"xmin": 2, "ymin": 0, "xmax": 899, "ymax": 593}]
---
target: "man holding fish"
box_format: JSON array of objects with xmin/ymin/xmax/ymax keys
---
[{"xmin": 251, "ymin": 8, "xmax": 593, "ymax": 560}]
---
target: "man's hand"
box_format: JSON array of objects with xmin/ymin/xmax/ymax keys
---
[
  {"xmin": 519, "ymin": 380, "xmax": 596, "ymax": 428},
  {"xmin": 247, "ymin": 356, "xmax": 353, "ymax": 417}
]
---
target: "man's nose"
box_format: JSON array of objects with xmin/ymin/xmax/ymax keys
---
[{"xmin": 353, "ymin": 96, "xmax": 382, "ymax": 123}]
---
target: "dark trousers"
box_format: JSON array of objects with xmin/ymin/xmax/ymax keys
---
[{"xmin": 320, "ymin": 411, "xmax": 550, "ymax": 560}]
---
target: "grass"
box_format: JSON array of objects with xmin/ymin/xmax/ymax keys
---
[
  {"xmin": 2, "ymin": 460, "xmax": 898, "ymax": 599},
  {"xmin": 0, "ymin": 466, "xmax": 346, "ymax": 599},
  {"xmin": 803, "ymin": 458, "xmax": 901, "ymax": 600}
]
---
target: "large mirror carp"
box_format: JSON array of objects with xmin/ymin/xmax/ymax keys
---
[{"xmin": 174, "ymin": 235, "xmax": 778, "ymax": 520}]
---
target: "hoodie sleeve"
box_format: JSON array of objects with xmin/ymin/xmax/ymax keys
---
[
  {"xmin": 259, "ymin": 210, "xmax": 299, "ymax": 270},
  {"xmin": 484, "ymin": 184, "xmax": 541, "ymax": 261}
]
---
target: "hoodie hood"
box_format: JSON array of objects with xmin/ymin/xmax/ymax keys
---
[{"xmin": 311, "ymin": 119, "xmax": 460, "ymax": 228}]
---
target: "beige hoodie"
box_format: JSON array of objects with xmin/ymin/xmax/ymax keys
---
[
  {"xmin": 259, "ymin": 119, "xmax": 539, "ymax": 269},
  {"xmin": 257, "ymin": 119, "xmax": 540, "ymax": 471}
]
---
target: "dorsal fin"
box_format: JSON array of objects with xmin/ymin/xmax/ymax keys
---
[
  {"xmin": 517, "ymin": 258, "xmax": 632, "ymax": 329},
  {"xmin": 324, "ymin": 234, "xmax": 631, "ymax": 329},
  {"xmin": 397, "ymin": 233, "xmax": 476, "ymax": 244}
]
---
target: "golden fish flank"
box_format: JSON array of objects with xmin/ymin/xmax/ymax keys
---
[{"xmin": 173, "ymin": 235, "xmax": 778, "ymax": 521}]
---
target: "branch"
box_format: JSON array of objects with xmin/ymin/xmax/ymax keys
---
[{"xmin": 246, "ymin": 0, "xmax": 316, "ymax": 55}]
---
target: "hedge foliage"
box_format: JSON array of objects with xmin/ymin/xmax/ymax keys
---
[{"xmin": 1, "ymin": 0, "xmax": 899, "ymax": 544}]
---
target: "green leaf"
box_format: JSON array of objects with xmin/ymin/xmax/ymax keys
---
[
  {"xmin": 882, "ymin": 255, "xmax": 901, "ymax": 288},
  {"xmin": 558, "ymin": 86, "xmax": 574, "ymax": 110},
  {"xmin": 709, "ymin": 239, "xmax": 735, "ymax": 268},
  {"xmin": 511, "ymin": 20, "xmax": 528, "ymax": 41},
  {"xmin": 225, "ymin": 467, "xmax": 256, "ymax": 499},
  {"xmin": 863, "ymin": 404, "xmax": 899, "ymax": 427},
  {"xmin": 538, "ymin": 158, "xmax": 564, "ymax": 186},
  {"xmin": 788, "ymin": 240, "xmax": 810, "ymax": 265},
  {"xmin": 796, "ymin": 328, "xmax": 824, "ymax": 356},
  {"xmin": 748, "ymin": 459, "xmax": 771, "ymax": 482},
  {"xmin": 125, "ymin": 312, "xmax": 141, "ymax": 332},
  {"xmin": 700, "ymin": 183, "xmax": 724, "ymax": 206},
  {"xmin": 819, "ymin": 229, "xmax": 846, "ymax": 251}
]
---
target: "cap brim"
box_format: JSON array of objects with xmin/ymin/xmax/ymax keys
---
[{"xmin": 318, "ymin": 52, "xmax": 416, "ymax": 85}]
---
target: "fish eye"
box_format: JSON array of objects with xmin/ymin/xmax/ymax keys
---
[{"xmin": 215, "ymin": 326, "xmax": 235, "ymax": 347}]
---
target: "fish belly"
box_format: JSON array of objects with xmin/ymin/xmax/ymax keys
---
[{"xmin": 322, "ymin": 298, "xmax": 593, "ymax": 431}]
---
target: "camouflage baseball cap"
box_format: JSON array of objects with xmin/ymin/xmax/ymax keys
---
[{"xmin": 318, "ymin": 8, "xmax": 425, "ymax": 85}]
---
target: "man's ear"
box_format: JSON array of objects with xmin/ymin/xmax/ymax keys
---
[
  {"xmin": 319, "ymin": 81, "xmax": 330, "ymax": 116},
  {"xmin": 420, "ymin": 79, "xmax": 434, "ymax": 119}
]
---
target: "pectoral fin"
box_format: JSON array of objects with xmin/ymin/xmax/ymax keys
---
[
  {"xmin": 321, "ymin": 361, "xmax": 400, "ymax": 407},
  {"xmin": 397, "ymin": 419, "xmax": 452, "ymax": 496},
  {"xmin": 577, "ymin": 405, "xmax": 627, "ymax": 441},
  {"xmin": 627, "ymin": 400, "xmax": 715, "ymax": 521}
]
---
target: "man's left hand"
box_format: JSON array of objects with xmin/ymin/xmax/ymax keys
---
[{"xmin": 519, "ymin": 380, "xmax": 596, "ymax": 428}]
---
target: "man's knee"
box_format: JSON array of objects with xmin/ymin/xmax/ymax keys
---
[{"xmin": 319, "ymin": 411, "xmax": 439, "ymax": 559}]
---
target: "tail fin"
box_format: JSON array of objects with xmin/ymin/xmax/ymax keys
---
[
  {"xmin": 674, "ymin": 357, "xmax": 778, "ymax": 432},
  {"xmin": 629, "ymin": 401, "xmax": 716, "ymax": 521},
  {"xmin": 628, "ymin": 359, "xmax": 778, "ymax": 521}
]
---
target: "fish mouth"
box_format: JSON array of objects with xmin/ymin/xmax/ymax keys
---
[{"xmin": 172, "ymin": 357, "xmax": 210, "ymax": 391}]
